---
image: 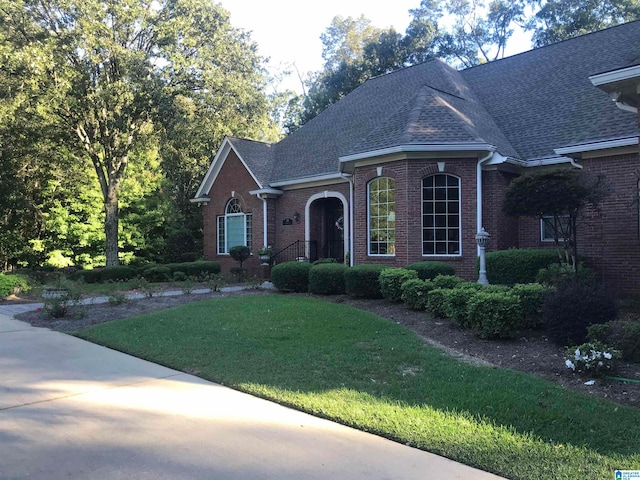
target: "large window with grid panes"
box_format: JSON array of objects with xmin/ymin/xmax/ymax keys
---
[
  {"xmin": 368, "ymin": 177, "xmax": 395, "ymax": 255},
  {"xmin": 217, "ymin": 198, "xmax": 252, "ymax": 254},
  {"xmin": 422, "ymin": 174, "xmax": 461, "ymax": 255}
]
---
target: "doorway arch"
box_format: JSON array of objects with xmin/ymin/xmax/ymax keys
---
[{"xmin": 305, "ymin": 191, "xmax": 349, "ymax": 263}]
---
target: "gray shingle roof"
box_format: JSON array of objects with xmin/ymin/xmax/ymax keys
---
[{"xmin": 227, "ymin": 21, "xmax": 640, "ymax": 185}]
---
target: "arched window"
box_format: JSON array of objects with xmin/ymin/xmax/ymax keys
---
[
  {"xmin": 422, "ymin": 174, "xmax": 461, "ymax": 255},
  {"xmin": 217, "ymin": 198, "xmax": 252, "ymax": 254},
  {"xmin": 368, "ymin": 177, "xmax": 395, "ymax": 255}
]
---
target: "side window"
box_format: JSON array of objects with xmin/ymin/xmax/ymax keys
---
[
  {"xmin": 540, "ymin": 214, "xmax": 569, "ymax": 242},
  {"xmin": 368, "ymin": 177, "xmax": 395, "ymax": 255},
  {"xmin": 422, "ymin": 174, "xmax": 461, "ymax": 255},
  {"xmin": 218, "ymin": 198, "xmax": 252, "ymax": 254}
]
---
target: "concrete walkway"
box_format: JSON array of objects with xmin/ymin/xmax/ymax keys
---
[{"xmin": 0, "ymin": 294, "xmax": 505, "ymax": 479}]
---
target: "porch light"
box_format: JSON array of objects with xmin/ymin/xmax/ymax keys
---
[{"xmin": 475, "ymin": 228, "xmax": 490, "ymax": 285}]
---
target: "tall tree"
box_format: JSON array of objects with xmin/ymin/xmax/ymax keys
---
[
  {"xmin": 0, "ymin": 0, "xmax": 271, "ymax": 266},
  {"xmin": 526, "ymin": 0, "xmax": 640, "ymax": 47}
]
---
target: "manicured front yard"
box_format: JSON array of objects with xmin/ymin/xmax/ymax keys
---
[{"xmin": 76, "ymin": 295, "xmax": 640, "ymax": 480}]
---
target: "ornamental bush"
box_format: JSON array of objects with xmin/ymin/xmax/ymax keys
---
[
  {"xmin": 0, "ymin": 273, "xmax": 30, "ymax": 297},
  {"xmin": 309, "ymin": 263, "xmax": 347, "ymax": 295},
  {"xmin": 379, "ymin": 268, "xmax": 418, "ymax": 302},
  {"xmin": 426, "ymin": 288, "xmax": 449, "ymax": 318},
  {"xmin": 484, "ymin": 248, "xmax": 560, "ymax": 285},
  {"xmin": 344, "ymin": 264, "xmax": 388, "ymax": 298},
  {"xmin": 431, "ymin": 274, "xmax": 466, "ymax": 290},
  {"xmin": 400, "ymin": 279, "xmax": 434, "ymax": 310},
  {"xmin": 142, "ymin": 266, "xmax": 172, "ymax": 282},
  {"xmin": 271, "ymin": 261, "xmax": 312, "ymax": 292},
  {"xmin": 312, "ymin": 258, "xmax": 338, "ymax": 265},
  {"xmin": 467, "ymin": 291, "xmax": 522, "ymax": 339},
  {"xmin": 543, "ymin": 281, "xmax": 618, "ymax": 346},
  {"xmin": 510, "ymin": 283, "xmax": 551, "ymax": 330},
  {"xmin": 442, "ymin": 285, "xmax": 483, "ymax": 328},
  {"xmin": 564, "ymin": 341, "xmax": 620, "ymax": 376},
  {"xmin": 100, "ymin": 265, "xmax": 139, "ymax": 282},
  {"xmin": 588, "ymin": 320, "xmax": 640, "ymax": 363},
  {"xmin": 536, "ymin": 262, "xmax": 595, "ymax": 287},
  {"xmin": 405, "ymin": 261, "xmax": 455, "ymax": 280},
  {"xmin": 167, "ymin": 261, "xmax": 221, "ymax": 278}
]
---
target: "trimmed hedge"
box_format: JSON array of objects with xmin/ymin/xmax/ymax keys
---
[
  {"xmin": 405, "ymin": 261, "xmax": 455, "ymax": 280},
  {"xmin": 344, "ymin": 264, "xmax": 388, "ymax": 298},
  {"xmin": 271, "ymin": 261, "xmax": 312, "ymax": 292},
  {"xmin": 309, "ymin": 263, "xmax": 347, "ymax": 295},
  {"xmin": 484, "ymin": 248, "xmax": 560, "ymax": 285},
  {"xmin": 426, "ymin": 288, "xmax": 449, "ymax": 318},
  {"xmin": 143, "ymin": 266, "xmax": 172, "ymax": 282},
  {"xmin": 442, "ymin": 285, "xmax": 483, "ymax": 328},
  {"xmin": 431, "ymin": 275, "xmax": 466, "ymax": 290},
  {"xmin": 164, "ymin": 261, "xmax": 221, "ymax": 278},
  {"xmin": 400, "ymin": 279, "xmax": 434, "ymax": 310},
  {"xmin": 468, "ymin": 291, "xmax": 523, "ymax": 339},
  {"xmin": 100, "ymin": 266, "xmax": 138, "ymax": 282},
  {"xmin": 543, "ymin": 281, "xmax": 618, "ymax": 346},
  {"xmin": 510, "ymin": 283, "xmax": 550, "ymax": 329},
  {"xmin": 379, "ymin": 268, "xmax": 418, "ymax": 302},
  {"xmin": 0, "ymin": 273, "xmax": 30, "ymax": 297}
]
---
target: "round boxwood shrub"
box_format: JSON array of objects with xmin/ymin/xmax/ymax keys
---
[
  {"xmin": 510, "ymin": 283, "xmax": 551, "ymax": 329},
  {"xmin": 543, "ymin": 281, "xmax": 618, "ymax": 346},
  {"xmin": 400, "ymin": 279, "xmax": 434, "ymax": 310},
  {"xmin": 379, "ymin": 268, "xmax": 418, "ymax": 302},
  {"xmin": 431, "ymin": 274, "xmax": 466, "ymax": 290},
  {"xmin": 312, "ymin": 258, "xmax": 338, "ymax": 265},
  {"xmin": 426, "ymin": 288, "xmax": 449, "ymax": 318},
  {"xmin": 442, "ymin": 285, "xmax": 483, "ymax": 328},
  {"xmin": 483, "ymin": 248, "xmax": 561, "ymax": 285},
  {"xmin": 101, "ymin": 265, "xmax": 138, "ymax": 282},
  {"xmin": 467, "ymin": 291, "xmax": 523, "ymax": 339},
  {"xmin": 309, "ymin": 263, "xmax": 347, "ymax": 294},
  {"xmin": 344, "ymin": 264, "xmax": 388, "ymax": 298},
  {"xmin": 405, "ymin": 261, "xmax": 455, "ymax": 280},
  {"xmin": 142, "ymin": 266, "xmax": 172, "ymax": 282},
  {"xmin": 271, "ymin": 261, "xmax": 312, "ymax": 292}
]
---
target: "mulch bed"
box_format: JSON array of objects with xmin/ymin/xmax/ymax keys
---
[{"xmin": 9, "ymin": 289, "xmax": 640, "ymax": 408}]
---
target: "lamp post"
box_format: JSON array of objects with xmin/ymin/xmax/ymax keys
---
[{"xmin": 475, "ymin": 228, "xmax": 490, "ymax": 285}]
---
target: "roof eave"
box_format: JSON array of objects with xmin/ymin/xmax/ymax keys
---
[{"xmin": 554, "ymin": 136, "xmax": 639, "ymax": 157}]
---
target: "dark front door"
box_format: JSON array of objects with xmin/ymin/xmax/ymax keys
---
[{"xmin": 323, "ymin": 200, "xmax": 344, "ymax": 262}]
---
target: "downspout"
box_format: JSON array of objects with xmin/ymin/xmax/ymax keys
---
[
  {"xmin": 477, "ymin": 152, "xmax": 494, "ymax": 256},
  {"xmin": 339, "ymin": 173, "xmax": 354, "ymax": 266},
  {"xmin": 255, "ymin": 193, "xmax": 268, "ymax": 248}
]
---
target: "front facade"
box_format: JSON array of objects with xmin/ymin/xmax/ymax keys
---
[{"xmin": 194, "ymin": 21, "xmax": 640, "ymax": 294}]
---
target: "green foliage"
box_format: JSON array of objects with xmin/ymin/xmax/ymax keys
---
[
  {"xmin": 510, "ymin": 283, "xmax": 551, "ymax": 330},
  {"xmin": 312, "ymin": 258, "xmax": 339, "ymax": 265},
  {"xmin": 564, "ymin": 341, "xmax": 620, "ymax": 376},
  {"xmin": 426, "ymin": 288, "xmax": 448, "ymax": 318},
  {"xmin": 400, "ymin": 278, "xmax": 434, "ymax": 310},
  {"xmin": 308, "ymin": 263, "xmax": 347, "ymax": 295},
  {"xmin": 344, "ymin": 264, "xmax": 388, "ymax": 298},
  {"xmin": 536, "ymin": 262, "xmax": 595, "ymax": 287},
  {"xmin": 379, "ymin": 268, "xmax": 418, "ymax": 302},
  {"xmin": 271, "ymin": 262, "xmax": 312, "ymax": 293},
  {"xmin": 442, "ymin": 285, "xmax": 483, "ymax": 328},
  {"xmin": 0, "ymin": 273, "xmax": 30, "ymax": 297},
  {"xmin": 405, "ymin": 261, "xmax": 455, "ymax": 280},
  {"xmin": 142, "ymin": 266, "xmax": 172, "ymax": 283},
  {"xmin": 431, "ymin": 274, "xmax": 465, "ymax": 289},
  {"xmin": 229, "ymin": 246, "xmax": 251, "ymax": 265},
  {"xmin": 588, "ymin": 320, "xmax": 640, "ymax": 363},
  {"xmin": 100, "ymin": 266, "xmax": 139, "ymax": 283},
  {"xmin": 467, "ymin": 291, "xmax": 523, "ymax": 339},
  {"xmin": 484, "ymin": 249, "xmax": 561, "ymax": 285},
  {"xmin": 544, "ymin": 282, "xmax": 618, "ymax": 346}
]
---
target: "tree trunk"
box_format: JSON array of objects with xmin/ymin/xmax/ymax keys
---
[{"xmin": 104, "ymin": 186, "xmax": 119, "ymax": 267}]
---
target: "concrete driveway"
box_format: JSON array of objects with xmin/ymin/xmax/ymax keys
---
[{"xmin": 0, "ymin": 311, "xmax": 504, "ymax": 479}]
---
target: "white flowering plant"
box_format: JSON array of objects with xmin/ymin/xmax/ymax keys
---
[{"xmin": 564, "ymin": 341, "xmax": 620, "ymax": 376}]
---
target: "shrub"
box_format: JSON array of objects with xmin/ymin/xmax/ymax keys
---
[
  {"xmin": 588, "ymin": 320, "xmax": 640, "ymax": 363},
  {"xmin": 426, "ymin": 288, "xmax": 449, "ymax": 318},
  {"xmin": 379, "ymin": 268, "xmax": 418, "ymax": 302},
  {"xmin": 536, "ymin": 262, "xmax": 595, "ymax": 287},
  {"xmin": 312, "ymin": 258, "xmax": 338, "ymax": 265},
  {"xmin": 180, "ymin": 261, "xmax": 221, "ymax": 278},
  {"xmin": 400, "ymin": 279, "xmax": 434, "ymax": 310},
  {"xmin": 543, "ymin": 281, "xmax": 618, "ymax": 346},
  {"xmin": 142, "ymin": 266, "xmax": 172, "ymax": 282},
  {"xmin": 484, "ymin": 248, "xmax": 560, "ymax": 285},
  {"xmin": 564, "ymin": 341, "xmax": 620, "ymax": 376},
  {"xmin": 510, "ymin": 283, "xmax": 551, "ymax": 329},
  {"xmin": 467, "ymin": 291, "xmax": 522, "ymax": 339},
  {"xmin": 74, "ymin": 269, "xmax": 103, "ymax": 284},
  {"xmin": 0, "ymin": 273, "xmax": 30, "ymax": 297},
  {"xmin": 100, "ymin": 265, "xmax": 138, "ymax": 282},
  {"xmin": 172, "ymin": 271, "xmax": 187, "ymax": 282},
  {"xmin": 431, "ymin": 274, "xmax": 466, "ymax": 290},
  {"xmin": 229, "ymin": 246, "xmax": 251, "ymax": 271},
  {"xmin": 271, "ymin": 261, "xmax": 312, "ymax": 292},
  {"xmin": 442, "ymin": 285, "xmax": 483, "ymax": 328},
  {"xmin": 344, "ymin": 264, "xmax": 388, "ymax": 298},
  {"xmin": 405, "ymin": 261, "xmax": 455, "ymax": 280},
  {"xmin": 309, "ymin": 263, "xmax": 347, "ymax": 294}
]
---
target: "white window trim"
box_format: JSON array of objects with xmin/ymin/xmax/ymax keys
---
[
  {"xmin": 218, "ymin": 200, "xmax": 252, "ymax": 254},
  {"xmin": 540, "ymin": 214, "xmax": 568, "ymax": 242},
  {"xmin": 367, "ymin": 177, "xmax": 396, "ymax": 257},
  {"xmin": 421, "ymin": 174, "xmax": 463, "ymax": 257}
]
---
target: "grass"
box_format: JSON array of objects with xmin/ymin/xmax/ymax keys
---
[{"xmin": 75, "ymin": 294, "xmax": 640, "ymax": 480}]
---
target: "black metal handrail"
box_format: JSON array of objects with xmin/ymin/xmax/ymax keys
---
[{"xmin": 271, "ymin": 240, "xmax": 318, "ymax": 264}]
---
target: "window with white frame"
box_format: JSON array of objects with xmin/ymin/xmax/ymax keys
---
[
  {"xmin": 422, "ymin": 174, "xmax": 461, "ymax": 255},
  {"xmin": 368, "ymin": 177, "xmax": 395, "ymax": 255},
  {"xmin": 540, "ymin": 214, "xmax": 570, "ymax": 242},
  {"xmin": 217, "ymin": 198, "xmax": 252, "ymax": 254}
]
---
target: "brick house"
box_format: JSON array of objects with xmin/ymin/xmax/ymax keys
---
[{"xmin": 193, "ymin": 21, "xmax": 640, "ymax": 293}]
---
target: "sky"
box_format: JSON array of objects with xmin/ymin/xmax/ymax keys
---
[{"xmin": 217, "ymin": 0, "xmax": 533, "ymax": 93}]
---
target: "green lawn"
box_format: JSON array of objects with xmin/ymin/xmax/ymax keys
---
[{"xmin": 76, "ymin": 295, "xmax": 640, "ymax": 480}]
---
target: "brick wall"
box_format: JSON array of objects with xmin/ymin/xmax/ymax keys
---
[{"xmin": 482, "ymin": 169, "xmax": 519, "ymax": 250}]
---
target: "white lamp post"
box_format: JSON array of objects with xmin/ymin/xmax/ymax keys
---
[{"xmin": 475, "ymin": 228, "xmax": 490, "ymax": 285}]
